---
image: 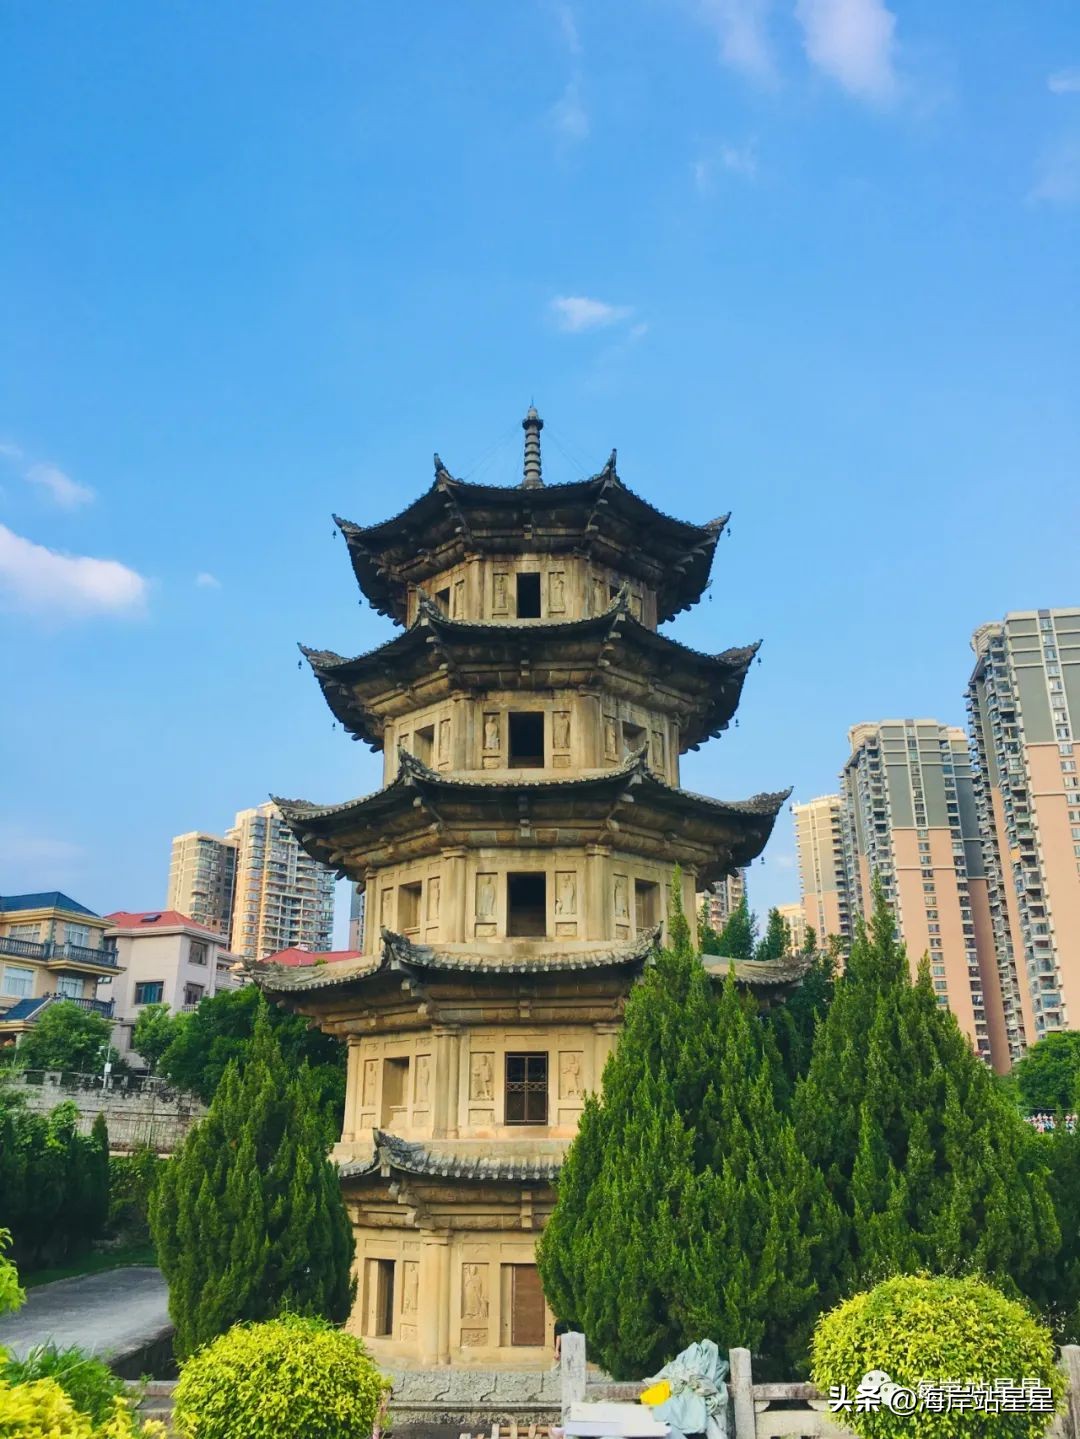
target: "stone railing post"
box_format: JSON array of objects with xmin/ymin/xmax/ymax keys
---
[
  {"xmin": 1063, "ymin": 1345, "xmax": 1080, "ymax": 1439},
  {"xmin": 561, "ymin": 1331, "xmax": 587, "ymax": 1423},
  {"xmin": 729, "ymin": 1347, "xmax": 755, "ymax": 1439}
]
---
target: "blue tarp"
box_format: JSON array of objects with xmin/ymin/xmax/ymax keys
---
[{"xmin": 645, "ymin": 1340, "xmax": 730, "ymax": 1439}]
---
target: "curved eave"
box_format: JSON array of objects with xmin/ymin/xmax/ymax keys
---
[
  {"xmin": 340, "ymin": 1131, "xmax": 562, "ymax": 1184},
  {"xmin": 299, "ymin": 604, "xmax": 760, "ymax": 751},
  {"xmin": 334, "ymin": 471, "xmax": 728, "ymax": 624}
]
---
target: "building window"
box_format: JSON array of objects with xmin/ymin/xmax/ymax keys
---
[
  {"xmin": 622, "ymin": 721, "xmax": 647, "ymax": 757},
  {"xmin": 435, "ymin": 586, "xmax": 451, "ymax": 614},
  {"xmin": 635, "ymin": 880, "xmax": 659, "ymax": 931},
  {"xmin": 1, "ymin": 965, "xmax": 34, "ymax": 999},
  {"xmin": 189, "ymin": 941, "xmax": 208, "ymax": 966},
  {"xmin": 134, "ymin": 981, "xmax": 165, "ymax": 1005},
  {"xmin": 508, "ymin": 712, "xmax": 545, "ymax": 768},
  {"xmin": 502, "ymin": 1264, "xmax": 546, "ymax": 1346},
  {"xmin": 398, "ymin": 882, "xmax": 422, "ymax": 934},
  {"xmin": 516, "ymin": 572, "xmax": 542, "ymax": 618},
  {"xmin": 505, "ymin": 1052, "xmax": 548, "ymax": 1124},
  {"xmin": 412, "ymin": 725, "xmax": 435, "ymax": 765},
  {"xmin": 65, "ymin": 924, "xmax": 91, "ymax": 948},
  {"xmin": 7, "ymin": 923, "xmax": 39, "ymax": 941},
  {"xmin": 507, "ymin": 873, "xmax": 547, "ymax": 937},
  {"xmin": 183, "ymin": 982, "xmax": 204, "ymax": 1007},
  {"xmin": 365, "ymin": 1259, "xmax": 395, "ymax": 1337},
  {"xmin": 381, "ymin": 1057, "xmax": 410, "ymax": 1126},
  {"xmin": 56, "ymin": 976, "xmax": 85, "ymax": 999}
]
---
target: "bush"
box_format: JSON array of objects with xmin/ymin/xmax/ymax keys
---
[
  {"xmin": 0, "ymin": 1375, "xmax": 163, "ymax": 1438},
  {"xmin": 3, "ymin": 1345, "xmax": 127, "ymax": 1428},
  {"xmin": 108, "ymin": 1150, "xmax": 161, "ymax": 1244},
  {"xmin": 811, "ymin": 1274, "xmax": 1063, "ymax": 1439},
  {"xmin": 172, "ymin": 1315, "xmax": 390, "ymax": 1439}
]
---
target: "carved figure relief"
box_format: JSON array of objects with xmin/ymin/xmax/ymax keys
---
[
  {"xmin": 379, "ymin": 889, "xmax": 391, "ymax": 926},
  {"xmin": 651, "ymin": 731, "xmax": 665, "ymax": 770},
  {"xmin": 592, "ymin": 577, "xmax": 606, "ymax": 615},
  {"xmin": 415, "ymin": 1055, "xmax": 432, "ymax": 1106},
  {"xmin": 402, "ymin": 1261, "xmax": 419, "ymax": 1314},
  {"xmin": 362, "ymin": 1059, "xmax": 378, "ymax": 1107},
  {"xmin": 493, "ymin": 573, "xmax": 508, "ymax": 611},
  {"xmin": 549, "ymin": 571, "xmax": 566, "ymax": 612},
  {"xmin": 427, "ymin": 876, "xmax": 441, "ymax": 921},
  {"xmin": 462, "ymin": 1264, "xmax": 489, "ymax": 1320},
  {"xmin": 470, "ymin": 1053, "xmax": 494, "ymax": 1101},
  {"xmin": 614, "ymin": 875, "xmax": 629, "ymax": 919},
  {"xmin": 438, "ymin": 718, "xmax": 451, "ymax": 761},
  {"xmin": 555, "ymin": 872, "xmax": 577, "ymax": 915},
  {"xmin": 560, "ymin": 1051, "xmax": 583, "ymax": 1099},
  {"xmin": 453, "ymin": 578, "xmax": 465, "ymax": 617},
  {"xmin": 476, "ymin": 873, "xmax": 496, "ymax": 920},
  {"xmin": 630, "ymin": 592, "xmax": 643, "ymax": 620},
  {"xmin": 604, "ymin": 717, "xmax": 618, "ymax": 759},
  {"xmin": 483, "ymin": 713, "xmax": 500, "ymax": 751},
  {"xmin": 553, "ymin": 711, "xmax": 571, "ymax": 750}
]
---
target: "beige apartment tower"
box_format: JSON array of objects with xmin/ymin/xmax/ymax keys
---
[
  {"xmin": 777, "ymin": 902, "xmax": 807, "ymax": 953},
  {"xmin": 966, "ymin": 609, "xmax": 1080, "ymax": 1061},
  {"xmin": 841, "ymin": 720, "xmax": 1008, "ymax": 1069},
  {"xmin": 227, "ymin": 803, "xmax": 336, "ymax": 961},
  {"xmin": 167, "ymin": 832, "xmax": 237, "ymax": 938},
  {"xmin": 702, "ymin": 869, "xmax": 747, "ymax": 931},
  {"xmin": 792, "ymin": 794, "xmax": 853, "ymax": 947}
]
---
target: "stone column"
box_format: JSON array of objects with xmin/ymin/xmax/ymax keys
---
[
  {"xmin": 363, "ymin": 868, "xmax": 379, "ymax": 954},
  {"xmin": 342, "ymin": 1037, "xmax": 361, "ymax": 1142},
  {"xmin": 432, "ymin": 1025, "xmax": 461, "ymax": 1139},
  {"xmin": 584, "ymin": 844, "xmax": 611, "ymax": 941},
  {"xmin": 441, "ymin": 846, "xmax": 468, "ymax": 943},
  {"xmin": 419, "ymin": 1233, "xmax": 452, "ymax": 1366}
]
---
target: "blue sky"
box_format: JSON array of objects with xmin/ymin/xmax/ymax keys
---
[{"xmin": 2, "ymin": 0, "xmax": 1079, "ymax": 940}]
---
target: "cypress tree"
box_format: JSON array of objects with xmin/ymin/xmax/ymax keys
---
[
  {"xmin": 755, "ymin": 907, "xmax": 791, "ymax": 962},
  {"xmin": 794, "ymin": 879, "xmax": 1059, "ymax": 1295},
  {"xmin": 151, "ymin": 1000, "xmax": 355, "ymax": 1357},
  {"xmin": 714, "ymin": 895, "xmax": 756, "ymax": 960}
]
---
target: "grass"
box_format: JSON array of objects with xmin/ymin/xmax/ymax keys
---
[{"xmin": 22, "ymin": 1243, "xmax": 157, "ymax": 1289}]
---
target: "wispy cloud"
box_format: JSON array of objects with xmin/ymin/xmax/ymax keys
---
[
  {"xmin": 693, "ymin": 140, "xmax": 759, "ymax": 192},
  {"xmin": 26, "ymin": 462, "xmax": 95, "ymax": 509},
  {"xmin": 550, "ymin": 80, "xmax": 589, "ymax": 142},
  {"xmin": 195, "ymin": 571, "xmax": 221, "ymax": 589},
  {"xmin": 795, "ymin": 0, "xmax": 898, "ymax": 101},
  {"xmin": 555, "ymin": 3, "xmax": 582, "ymax": 57},
  {"xmin": 0, "ymin": 523, "xmax": 148, "ymax": 618},
  {"xmin": 694, "ymin": 0, "xmax": 776, "ymax": 83},
  {"xmin": 551, "ymin": 296, "xmax": 634, "ymax": 333},
  {"xmin": 0, "ymin": 824, "xmax": 84, "ymax": 869},
  {"xmin": 1048, "ymin": 68, "xmax": 1080, "ymax": 95},
  {"xmin": 1030, "ymin": 134, "xmax": 1080, "ymax": 205}
]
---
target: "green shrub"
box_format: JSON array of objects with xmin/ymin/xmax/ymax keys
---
[
  {"xmin": 108, "ymin": 1150, "xmax": 161, "ymax": 1244},
  {"xmin": 3, "ymin": 1345, "xmax": 127, "ymax": 1428},
  {"xmin": 173, "ymin": 1315, "xmax": 390, "ymax": 1439},
  {"xmin": 0, "ymin": 1229, "xmax": 23, "ymax": 1320},
  {"xmin": 0, "ymin": 1375, "xmax": 163, "ymax": 1438},
  {"xmin": 811, "ymin": 1274, "xmax": 1063, "ymax": 1439}
]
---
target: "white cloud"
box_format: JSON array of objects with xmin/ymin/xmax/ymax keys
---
[
  {"xmin": 0, "ymin": 825, "xmax": 84, "ymax": 869},
  {"xmin": 195, "ymin": 571, "xmax": 221, "ymax": 589},
  {"xmin": 1030, "ymin": 135, "xmax": 1080, "ymax": 204},
  {"xmin": 795, "ymin": 0, "xmax": 898, "ymax": 101},
  {"xmin": 694, "ymin": 140, "xmax": 759, "ymax": 191},
  {"xmin": 0, "ymin": 442, "xmax": 24, "ymax": 462},
  {"xmin": 551, "ymin": 296, "xmax": 633, "ymax": 332},
  {"xmin": 25, "ymin": 461, "xmax": 95, "ymax": 509},
  {"xmin": 695, "ymin": 0, "xmax": 776, "ymax": 82},
  {"xmin": 550, "ymin": 79, "xmax": 589, "ymax": 142},
  {"xmin": 0, "ymin": 523, "xmax": 148, "ymax": 618},
  {"xmin": 1048, "ymin": 68, "xmax": 1080, "ymax": 95},
  {"xmin": 556, "ymin": 3, "xmax": 582, "ymax": 57}
]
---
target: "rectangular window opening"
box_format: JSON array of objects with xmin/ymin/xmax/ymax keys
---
[
  {"xmin": 505, "ymin": 1052, "xmax": 548, "ymax": 1124},
  {"xmin": 507, "ymin": 872, "xmax": 547, "ymax": 938},
  {"xmin": 505, "ymin": 1263, "xmax": 546, "ymax": 1346},
  {"xmin": 622, "ymin": 721, "xmax": 647, "ymax": 757},
  {"xmin": 635, "ymin": 880, "xmax": 659, "ymax": 931},
  {"xmin": 398, "ymin": 882, "xmax": 422, "ymax": 934},
  {"xmin": 381, "ymin": 1056, "xmax": 410, "ymax": 1125},
  {"xmin": 412, "ymin": 725, "xmax": 435, "ymax": 766},
  {"xmin": 516, "ymin": 573, "xmax": 542, "ymax": 619},
  {"xmin": 508, "ymin": 712, "xmax": 545, "ymax": 768},
  {"xmin": 367, "ymin": 1258, "xmax": 395, "ymax": 1337},
  {"xmin": 435, "ymin": 587, "xmax": 451, "ymax": 614}
]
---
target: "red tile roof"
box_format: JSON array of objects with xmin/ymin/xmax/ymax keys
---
[
  {"xmin": 266, "ymin": 947, "xmax": 362, "ymax": 967},
  {"xmin": 105, "ymin": 909, "xmax": 221, "ymax": 938}
]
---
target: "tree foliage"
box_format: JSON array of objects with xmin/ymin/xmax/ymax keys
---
[
  {"xmin": 1014, "ymin": 1030, "xmax": 1080, "ymax": 1115},
  {"xmin": 793, "ymin": 879, "xmax": 1059, "ymax": 1297},
  {"xmin": 151, "ymin": 1001, "xmax": 355, "ymax": 1358},
  {"xmin": 755, "ymin": 907, "xmax": 791, "ymax": 962},
  {"xmin": 131, "ymin": 1004, "xmax": 184, "ymax": 1075},
  {"xmin": 538, "ymin": 882, "xmax": 840, "ymax": 1377},
  {"xmin": 14, "ymin": 1003, "xmax": 117, "ymax": 1076}
]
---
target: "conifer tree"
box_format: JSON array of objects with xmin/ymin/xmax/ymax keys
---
[
  {"xmin": 151, "ymin": 1000, "xmax": 355, "ymax": 1357},
  {"xmin": 794, "ymin": 879, "xmax": 1059, "ymax": 1295},
  {"xmin": 538, "ymin": 878, "xmax": 840, "ymax": 1376},
  {"xmin": 715, "ymin": 895, "xmax": 756, "ymax": 960},
  {"xmin": 755, "ymin": 907, "xmax": 791, "ymax": 962}
]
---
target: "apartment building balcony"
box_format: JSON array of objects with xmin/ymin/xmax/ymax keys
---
[{"xmin": 0, "ymin": 935, "xmax": 119, "ymax": 969}]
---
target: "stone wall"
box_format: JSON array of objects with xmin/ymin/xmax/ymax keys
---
[{"xmin": 9, "ymin": 1072, "xmax": 205, "ymax": 1153}]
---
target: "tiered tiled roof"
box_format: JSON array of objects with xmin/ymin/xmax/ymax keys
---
[{"xmin": 340, "ymin": 1130, "xmax": 563, "ymax": 1183}]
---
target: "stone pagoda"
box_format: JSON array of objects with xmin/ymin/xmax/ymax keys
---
[{"xmin": 253, "ymin": 410, "xmax": 793, "ymax": 1368}]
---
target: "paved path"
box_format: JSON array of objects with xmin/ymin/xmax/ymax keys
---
[{"xmin": 0, "ymin": 1266, "xmax": 170, "ymax": 1360}]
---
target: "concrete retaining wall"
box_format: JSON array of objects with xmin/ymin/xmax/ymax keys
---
[{"xmin": 9, "ymin": 1072, "xmax": 205, "ymax": 1153}]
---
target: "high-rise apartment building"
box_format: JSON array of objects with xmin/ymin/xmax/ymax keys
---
[
  {"xmin": 166, "ymin": 832, "xmax": 237, "ymax": 938},
  {"xmin": 966, "ymin": 609, "xmax": 1080, "ymax": 1060},
  {"xmin": 349, "ymin": 883, "xmax": 366, "ymax": 952},
  {"xmin": 792, "ymin": 795, "xmax": 853, "ymax": 946},
  {"xmin": 227, "ymin": 803, "xmax": 336, "ymax": 961},
  {"xmin": 777, "ymin": 902, "xmax": 806, "ymax": 953},
  {"xmin": 840, "ymin": 720, "xmax": 1007, "ymax": 1068},
  {"xmin": 702, "ymin": 869, "xmax": 747, "ymax": 931}
]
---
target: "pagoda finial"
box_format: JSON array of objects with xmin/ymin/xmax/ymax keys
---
[{"xmin": 522, "ymin": 406, "xmax": 544, "ymax": 488}]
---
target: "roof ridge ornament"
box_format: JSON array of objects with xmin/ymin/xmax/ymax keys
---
[{"xmin": 522, "ymin": 407, "xmax": 544, "ymax": 488}]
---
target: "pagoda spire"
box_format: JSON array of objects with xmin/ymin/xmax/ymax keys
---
[{"xmin": 522, "ymin": 406, "xmax": 544, "ymax": 488}]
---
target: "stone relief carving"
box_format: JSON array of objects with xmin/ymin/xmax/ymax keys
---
[
  {"xmin": 453, "ymin": 578, "xmax": 465, "ymax": 616},
  {"xmin": 438, "ymin": 718, "xmax": 451, "ymax": 760},
  {"xmin": 592, "ymin": 577, "xmax": 606, "ymax": 615},
  {"xmin": 362, "ymin": 1059, "xmax": 378, "ymax": 1107},
  {"xmin": 560, "ymin": 1051, "xmax": 583, "ymax": 1099},
  {"xmin": 483, "ymin": 713, "xmax": 500, "ymax": 751},
  {"xmin": 476, "ymin": 873, "xmax": 496, "ymax": 920},
  {"xmin": 549, "ymin": 571, "xmax": 565, "ymax": 611},
  {"xmin": 651, "ymin": 731, "xmax": 665, "ymax": 769},
  {"xmin": 462, "ymin": 1264, "xmax": 489, "ymax": 1319},
  {"xmin": 613, "ymin": 875, "xmax": 629, "ymax": 919},
  {"xmin": 604, "ymin": 717, "xmax": 618, "ymax": 758},
  {"xmin": 379, "ymin": 889, "xmax": 391, "ymax": 925},
  {"xmin": 402, "ymin": 1260, "xmax": 419, "ymax": 1314},
  {"xmin": 493, "ymin": 573, "xmax": 508, "ymax": 611},
  {"xmin": 415, "ymin": 1054, "xmax": 432, "ymax": 1106},
  {"xmin": 553, "ymin": 711, "xmax": 571, "ymax": 750},
  {"xmin": 555, "ymin": 872, "xmax": 577, "ymax": 915},
  {"xmin": 470, "ymin": 1053, "xmax": 494, "ymax": 1101},
  {"xmin": 427, "ymin": 876, "xmax": 441, "ymax": 920}
]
